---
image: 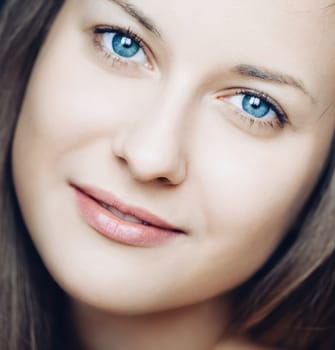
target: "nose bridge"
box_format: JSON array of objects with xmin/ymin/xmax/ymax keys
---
[
  {"xmin": 135, "ymin": 79, "xmax": 193, "ymax": 141},
  {"xmin": 113, "ymin": 78, "xmax": 196, "ymax": 184}
]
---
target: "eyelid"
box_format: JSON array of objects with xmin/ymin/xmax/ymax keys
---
[
  {"xmin": 92, "ymin": 24, "xmax": 155, "ymax": 70},
  {"xmin": 95, "ymin": 25, "xmax": 144, "ymax": 47},
  {"xmin": 218, "ymin": 88, "xmax": 290, "ymax": 124},
  {"xmin": 215, "ymin": 88, "xmax": 291, "ymax": 133}
]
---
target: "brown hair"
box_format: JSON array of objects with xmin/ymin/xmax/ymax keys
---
[
  {"xmin": 0, "ymin": 1, "xmax": 334, "ymax": 349},
  {"xmin": 232, "ymin": 135, "xmax": 335, "ymax": 349},
  {"xmin": 0, "ymin": 1, "xmax": 73, "ymax": 349}
]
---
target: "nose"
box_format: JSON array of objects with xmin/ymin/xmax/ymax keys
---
[{"xmin": 112, "ymin": 100, "xmax": 188, "ymax": 186}]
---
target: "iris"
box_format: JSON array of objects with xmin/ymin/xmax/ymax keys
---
[
  {"xmin": 112, "ymin": 33, "xmax": 140, "ymax": 58},
  {"xmin": 242, "ymin": 95, "xmax": 270, "ymax": 118}
]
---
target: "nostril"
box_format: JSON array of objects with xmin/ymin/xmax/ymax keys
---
[
  {"xmin": 116, "ymin": 155, "xmax": 128, "ymax": 166},
  {"xmin": 157, "ymin": 177, "xmax": 170, "ymax": 184}
]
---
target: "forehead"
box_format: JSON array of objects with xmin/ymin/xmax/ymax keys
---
[
  {"xmin": 85, "ymin": 0, "xmax": 335, "ymax": 28},
  {"xmin": 139, "ymin": 0, "xmax": 335, "ymax": 48},
  {"xmin": 108, "ymin": 0, "xmax": 335, "ymax": 31},
  {"xmin": 86, "ymin": 0, "xmax": 335, "ymax": 62}
]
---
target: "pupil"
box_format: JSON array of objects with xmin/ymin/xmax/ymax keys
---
[
  {"xmin": 249, "ymin": 97, "xmax": 261, "ymax": 108},
  {"xmin": 112, "ymin": 33, "xmax": 140, "ymax": 58},
  {"xmin": 120, "ymin": 37, "xmax": 133, "ymax": 48},
  {"xmin": 242, "ymin": 95, "xmax": 270, "ymax": 118}
]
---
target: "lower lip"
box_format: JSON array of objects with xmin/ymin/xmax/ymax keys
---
[{"xmin": 74, "ymin": 188, "xmax": 181, "ymax": 247}]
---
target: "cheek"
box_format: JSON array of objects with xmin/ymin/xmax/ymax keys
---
[
  {"xmin": 14, "ymin": 52, "xmax": 155, "ymax": 158},
  {"xmin": 191, "ymin": 119, "xmax": 325, "ymax": 269}
]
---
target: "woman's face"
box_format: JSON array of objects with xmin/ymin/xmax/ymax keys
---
[{"xmin": 12, "ymin": 0, "xmax": 335, "ymax": 313}]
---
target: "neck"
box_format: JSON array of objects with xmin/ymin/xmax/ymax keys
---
[{"xmin": 70, "ymin": 297, "xmax": 229, "ymax": 350}]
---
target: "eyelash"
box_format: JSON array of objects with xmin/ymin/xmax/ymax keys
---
[
  {"xmin": 219, "ymin": 89, "xmax": 289, "ymax": 130},
  {"xmin": 92, "ymin": 25, "xmax": 151, "ymax": 69}
]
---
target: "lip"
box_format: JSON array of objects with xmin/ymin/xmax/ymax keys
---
[{"xmin": 71, "ymin": 183, "xmax": 185, "ymax": 247}]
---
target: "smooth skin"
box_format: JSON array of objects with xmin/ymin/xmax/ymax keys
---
[{"xmin": 12, "ymin": 0, "xmax": 335, "ymax": 349}]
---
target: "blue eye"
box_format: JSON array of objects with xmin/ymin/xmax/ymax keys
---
[
  {"xmin": 226, "ymin": 93, "xmax": 278, "ymax": 120},
  {"xmin": 111, "ymin": 33, "xmax": 140, "ymax": 58},
  {"xmin": 98, "ymin": 29, "xmax": 147, "ymax": 64},
  {"xmin": 242, "ymin": 95, "xmax": 270, "ymax": 118}
]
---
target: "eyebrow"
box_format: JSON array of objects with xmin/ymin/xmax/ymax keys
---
[
  {"xmin": 107, "ymin": 0, "xmax": 161, "ymax": 37},
  {"xmin": 233, "ymin": 64, "xmax": 315, "ymax": 102}
]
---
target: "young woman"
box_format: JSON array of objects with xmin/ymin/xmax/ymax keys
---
[{"xmin": 0, "ymin": 0, "xmax": 334, "ymax": 349}]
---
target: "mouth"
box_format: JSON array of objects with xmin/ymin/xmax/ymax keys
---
[
  {"xmin": 71, "ymin": 183, "xmax": 185, "ymax": 247},
  {"xmin": 99, "ymin": 202, "xmax": 152, "ymax": 226}
]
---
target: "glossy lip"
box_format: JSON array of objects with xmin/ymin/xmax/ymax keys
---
[{"xmin": 71, "ymin": 183, "xmax": 185, "ymax": 247}]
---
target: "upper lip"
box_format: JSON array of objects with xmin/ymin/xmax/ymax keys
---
[{"xmin": 72, "ymin": 183, "xmax": 185, "ymax": 233}]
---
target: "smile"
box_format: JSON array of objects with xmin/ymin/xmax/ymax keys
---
[{"xmin": 72, "ymin": 183, "xmax": 185, "ymax": 247}]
